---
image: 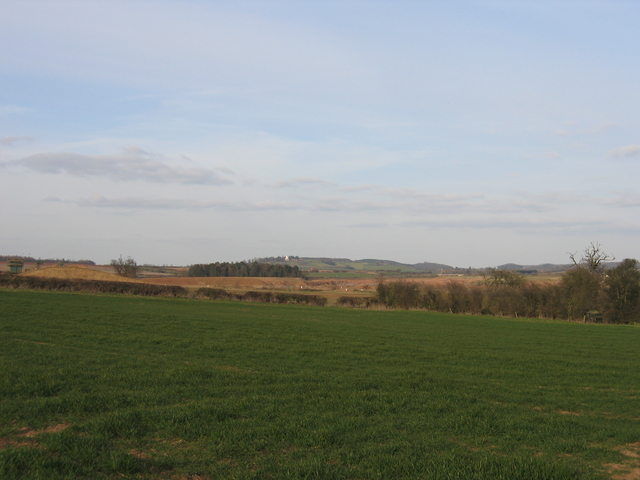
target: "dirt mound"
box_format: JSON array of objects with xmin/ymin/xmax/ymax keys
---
[{"xmin": 21, "ymin": 266, "xmax": 142, "ymax": 283}]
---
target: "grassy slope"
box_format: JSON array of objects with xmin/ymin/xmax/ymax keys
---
[
  {"xmin": 2, "ymin": 290, "xmax": 640, "ymax": 479},
  {"xmin": 291, "ymin": 258, "xmax": 421, "ymax": 273}
]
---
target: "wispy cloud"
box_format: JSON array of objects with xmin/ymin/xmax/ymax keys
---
[
  {"xmin": 49, "ymin": 196, "xmax": 301, "ymax": 211},
  {"xmin": 599, "ymin": 192, "xmax": 640, "ymax": 208},
  {"xmin": 609, "ymin": 144, "xmax": 640, "ymax": 158},
  {"xmin": 0, "ymin": 105, "xmax": 30, "ymax": 116},
  {"xmin": 51, "ymin": 190, "xmax": 560, "ymax": 217},
  {"xmin": 555, "ymin": 123, "xmax": 617, "ymax": 138},
  {"xmin": 337, "ymin": 184, "xmax": 382, "ymax": 193},
  {"xmin": 585, "ymin": 122, "xmax": 617, "ymax": 135},
  {"xmin": 272, "ymin": 177, "xmax": 335, "ymax": 188},
  {"xmin": 347, "ymin": 222, "xmax": 390, "ymax": 228},
  {"xmin": 121, "ymin": 145, "xmax": 151, "ymax": 155},
  {"xmin": 397, "ymin": 217, "xmax": 609, "ymax": 231},
  {"xmin": 8, "ymin": 151, "xmax": 232, "ymax": 185},
  {"xmin": 0, "ymin": 136, "xmax": 34, "ymax": 145}
]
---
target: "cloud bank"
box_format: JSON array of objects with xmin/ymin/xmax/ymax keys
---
[{"xmin": 9, "ymin": 152, "xmax": 232, "ymax": 185}]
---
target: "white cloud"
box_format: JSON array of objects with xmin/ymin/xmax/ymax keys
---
[
  {"xmin": 609, "ymin": 144, "xmax": 640, "ymax": 158},
  {"xmin": 9, "ymin": 152, "xmax": 232, "ymax": 185}
]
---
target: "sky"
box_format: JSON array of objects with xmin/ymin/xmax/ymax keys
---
[{"xmin": 1, "ymin": 1, "xmax": 639, "ymax": 267}]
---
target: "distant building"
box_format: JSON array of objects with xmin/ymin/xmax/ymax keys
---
[{"xmin": 8, "ymin": 260, "xmax": 23, "ymax": 274}]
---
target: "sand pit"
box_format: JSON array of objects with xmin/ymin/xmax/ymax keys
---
[{"xmin": 21, "ymin": 266, "xmax": 143, "ymax": 283}]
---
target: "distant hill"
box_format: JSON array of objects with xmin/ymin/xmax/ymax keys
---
[
  {"xmin": 497, "ymin": 263, "xmax": 570, "ymax": 273},
  {"xmin": 255, "ymin": 257, "xmax": 574, "ymax": 274},
  {"xmin": 355, "ymin": 259, "xmax": 408, "ymax": 267},
  {"xmin": 412, "ymin": 262, "xmax": 454, "ymax": 273},
  {"xmin": 496, "ymin": 263, "xmax": 523, "ymax": 270}
]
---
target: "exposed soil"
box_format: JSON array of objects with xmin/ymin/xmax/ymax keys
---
[
  {"xmin": 15, "ymin": 267, "xmax": 559, "ymax": 301},
  {"xmin": 0, "ymin": 438, "xmax": 32, "ymax": 449},
  {"xmin": 21, "ymin": 266, "xmax": 143, "ymax": 283},
  {"xmin": 608, "ymin": 443, "xmax": 640, "ymax": 479},
  {"xmin": 0, "ymin": 424, "xmax": 71, "ymax": 451},
  {"xmin": 18, "ymin": 423, "xmax": 70, "ymax": 438}
]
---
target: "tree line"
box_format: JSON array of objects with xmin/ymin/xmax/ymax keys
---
[
  {"xmin": 0, "ymin": 256, "xmax": 95, "ymax": 265},
  {"xmin": 188, "ymin": 261, "xmax": 305, "ymax": 278},
  {"xmin": 376, "ymin": 244, "xmax": 640, "ymax": 324}
]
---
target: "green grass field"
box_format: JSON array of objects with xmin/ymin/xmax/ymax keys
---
[
  {"xmin": 2, "ymin": 290, "xmax": 640, "ymax": 479},
  {"xmin": 286, "ymin": 258, "xmax": 422, "ymax": 275}
]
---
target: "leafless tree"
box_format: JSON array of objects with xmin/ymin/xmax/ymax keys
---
[{"xmin": 568, "ymin": 242, "xmax": 614, "ymax": 274}]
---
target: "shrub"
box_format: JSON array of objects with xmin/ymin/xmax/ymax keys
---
[
  {"xmin": 336, "ymin": 296, "xmax": 372, "ymax": 308},
  {"xmin": 603, "ymin": 259, "xmax": 640, "ymax": 323},
  {"xmin": 194, "ymin": 288, "xmax": 233, "ymax": 300},
  {"xmin": 110, "ymin": 255, "xmax": 139, "ymax": 278},
  {"xmin": 0, "ymin": 275, "xmax": 189, "ymax": 298}
]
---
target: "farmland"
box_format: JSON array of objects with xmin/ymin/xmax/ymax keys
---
[
  {"xmin": 2, "ymin": 290, "xmax": 640, "ymax": 479},
  {"xmin": 12, "ymin": 264, "xmax": 563, "ymax": 308}
]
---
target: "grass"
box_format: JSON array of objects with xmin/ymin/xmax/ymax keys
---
[
  {"xmin": 2, "ymin": 290, "xmax": 640, "ymax": 479},
  {"xmin": 291, "ymin": 258, "xmax": 422, "ymax": 274}
]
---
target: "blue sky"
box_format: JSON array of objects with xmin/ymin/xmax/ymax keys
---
[{"xmin": 1, "ymin": 1, "xmax": 639, "ymax": 267}]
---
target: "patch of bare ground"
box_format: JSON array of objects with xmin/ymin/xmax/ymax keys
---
[
  {"xmin": 161, "ymin": 475, "xmax": 210, "ymax": 480},
  {"xmin": 0, "ymin": 438, "xmax": 32, "ymax": 449},
  {"xmin": 0, "ymin": 424, "xmax": 70, "ymax": 450},
  {"xmin": 608, "ymin": 465, "xmax": 640, "ymax": 480},
  {"xmin": 129, "ymin": 449, "xmax": 151, "ymax": 459},
  {"xmin": 606, "ymin": 443, "xmax": 640, "ymax": 479},
  {"xmin": 18, "ymin": 423, "xmax": 70, "ymax": 438}
]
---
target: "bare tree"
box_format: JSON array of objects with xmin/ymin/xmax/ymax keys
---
[
  {"xmin": 110, "ymin": 255, "xmax": 139, "ymax": 278},
  {"xmin": 568, "ymin": 242, "xmax": 614, "ymax": 274}
]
